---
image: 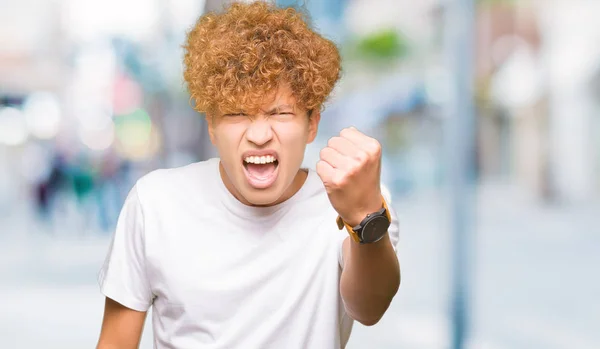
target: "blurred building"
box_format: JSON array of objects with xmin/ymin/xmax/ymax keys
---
[{"xmin": 475, "ymin": 0, "xmax": 600, "ymax": 203}]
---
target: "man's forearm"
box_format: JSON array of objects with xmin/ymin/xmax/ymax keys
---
[{"xmin": 340, "ymin": 233, "xmax": 400, "ymax": 326}]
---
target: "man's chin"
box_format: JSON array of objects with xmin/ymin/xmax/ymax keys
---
[{"xmin": 241, "ymin": 188, "xmax": 282, "ymax": 207}]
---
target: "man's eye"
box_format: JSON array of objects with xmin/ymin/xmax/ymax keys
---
[
  {"xmin": 224, "ymin": 113, "xmax": 247, "ymax": 117},
  {"xmin": 272, "ymin": 112, "xmax": 294, "ymax": 117}
]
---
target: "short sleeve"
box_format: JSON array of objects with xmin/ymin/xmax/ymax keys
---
[
  {"xmin": 382, "ymin": 184, "xmax": 400, "ymax": 252},
  {"xmin": 98, "ymin": 184, "xmax": 153, "ymax": 312},
  {"xmin": 338, "ymin": 184, "xmax": 400, "ymax": 267}
]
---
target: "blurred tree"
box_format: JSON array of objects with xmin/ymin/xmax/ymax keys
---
[
  {"xmin": 356, "ymin": 29, "xmax": 408, "ymax": 60},
  {"xmin": 343, "ymin": 28, "xmax": 410, "ymax": 68}
]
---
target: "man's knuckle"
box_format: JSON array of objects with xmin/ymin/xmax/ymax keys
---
[
  {"xmin": 327, "ymin": 137, "xmax": 335, "ymax": 148},
  {"xmin": 368, "ymin": 140, "xmax": 381, "ymax": 156},
  {"xmin": 328, "ymin": 137, "xmax": 340, "ymax": 148},
  {"xmin": 319, "ymin": 148, "xmax": 328, "ymax": 159},
  {"xmin": 356, "ymin": 150, "xmax": 369, "ymax": 162}
]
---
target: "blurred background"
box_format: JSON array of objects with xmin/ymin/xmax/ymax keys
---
[{"xmin": 1, "ymin": 0, "xmax": 599, "ymax": 348}]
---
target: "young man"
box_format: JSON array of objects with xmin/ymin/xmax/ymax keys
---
[{"xmin": 96, "ymin": 2, "xmax": 400, "ymax": 348}]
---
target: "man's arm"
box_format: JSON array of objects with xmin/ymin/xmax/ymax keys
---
[
  {"xmin": 97, "ymin": 297, "xmax": 147, "ymax": 349},
  {"xmin": 340, "ymin": 234, "xmax": 400, "ymax": 326},
  {"xmin": 316, "ymin": 126, "xmax": 401, "ymax": 326}
]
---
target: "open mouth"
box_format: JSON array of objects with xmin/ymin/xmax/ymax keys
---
[{"xmin": 242, "ymin": 155, "xmax": 280, "ymax": 189}]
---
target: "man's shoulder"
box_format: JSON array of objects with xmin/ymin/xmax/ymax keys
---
[
  {"xmin": 134, "ymin": 158, "xmax": 217, "ymax": 203},
  {"xmin": 139, "ymin": 159, "xmax": 212, "ymax": 183}
]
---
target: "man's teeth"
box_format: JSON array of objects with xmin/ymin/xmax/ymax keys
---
[{"xmin": 244, "ymin": 155, "xmax": 277, "ymax": 164}]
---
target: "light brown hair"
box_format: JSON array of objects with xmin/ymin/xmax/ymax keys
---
[{"xmin": 183, "ymin": 1, "xmax": 341, "ymax": 115}]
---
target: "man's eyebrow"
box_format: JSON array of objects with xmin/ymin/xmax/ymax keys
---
[
  {"xmin": 264, "ymin": 104, "xmax": 295, "ymax": 113},
  {"xmin": 222, "ymin": 110, "xmax": 247, "ymax": 115}
]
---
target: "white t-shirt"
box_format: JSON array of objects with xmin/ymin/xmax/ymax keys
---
[{"xmin": 98, "ymin": 158, "xmax": 399, "ymax": 349}]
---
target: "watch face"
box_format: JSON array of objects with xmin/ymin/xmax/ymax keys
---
[{"xmin": 361, "ymin": 216, "xmax": 391, "ymax": 243}]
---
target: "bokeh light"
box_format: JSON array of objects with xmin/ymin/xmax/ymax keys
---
[
  {"xmin": 0, "ymin": 107, "xmax": 29, "ymax": 146},
  {"xmin": 114, "ymin": 108, "xmax": 159, "ymax": 159},
  {"xmin": 78, "ymin": 119, "xmax": 116, "ymax": 151},
  {"xmin": 22, "ymin": 92, "xmax": 62, "ymax": 140}
]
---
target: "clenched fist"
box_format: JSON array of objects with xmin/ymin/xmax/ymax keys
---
[{"xmin": 316, "ymin": 127, "xmax": 384, "ymax": 227}]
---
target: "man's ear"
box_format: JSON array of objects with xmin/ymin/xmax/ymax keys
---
[
  {"xmin": 307, "ymin": 109, "xmax": 321, "ymax": 144},
  {"xmin": 205, "ymin": 113, "xmax": 216, "ymax": 145}
]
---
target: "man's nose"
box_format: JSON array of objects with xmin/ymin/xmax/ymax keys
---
[{"xmin": 245, "ymin": 117, "xmax": 273, "ymax": 146}]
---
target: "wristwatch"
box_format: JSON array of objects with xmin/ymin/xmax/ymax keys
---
[{"xmin": 336, "ymin": 196, "xmax": 392, "ymax": 244}]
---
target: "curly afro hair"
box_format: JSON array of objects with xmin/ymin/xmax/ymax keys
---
[{"xmin": 183, "ymin": 1, "xmax": 341, "ymax": 115}]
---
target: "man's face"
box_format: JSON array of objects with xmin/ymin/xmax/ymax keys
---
[{"xmin": 207, "ymin": 84, "xmax": 320, "ymax": 206}]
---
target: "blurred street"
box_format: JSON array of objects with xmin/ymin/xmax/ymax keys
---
[{"xmin": 2, "ymin": 181, "xmax": 598, "ymax": 349}]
